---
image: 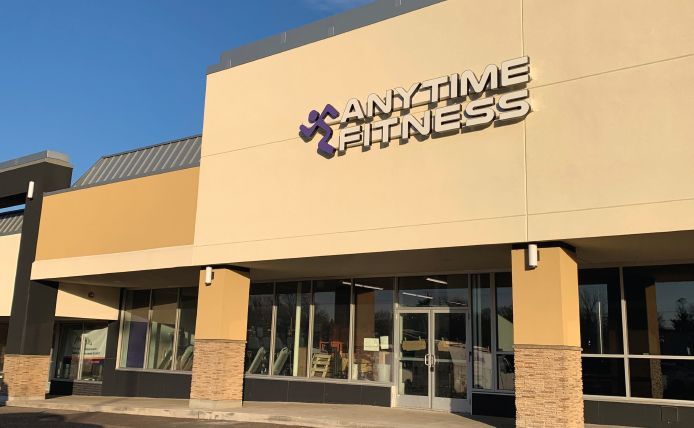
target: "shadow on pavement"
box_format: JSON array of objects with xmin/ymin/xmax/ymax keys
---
[
  {"xmin": 0, "ymin": 407, "xmax": 296, "ymax": 428},
  {"xmin": 0, "ymin": 410, "xmax": 101, "ymax": 428}
]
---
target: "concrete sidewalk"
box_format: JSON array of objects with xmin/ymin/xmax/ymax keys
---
[{"xmin": 0, "ymin": 396, "xmax": 620, "ymax": 428}]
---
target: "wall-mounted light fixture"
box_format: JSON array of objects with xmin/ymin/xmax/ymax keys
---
[
  {"xmin": 528, "ymin": 244, "xmax": 538, "ymax": 269},
  {"xmin": 205, "ymin": 266, "xmax": 213, "ymax": 285},
  {"xmin": 27, "ymin": 181, "xmax": 35, "ymax": 200}
]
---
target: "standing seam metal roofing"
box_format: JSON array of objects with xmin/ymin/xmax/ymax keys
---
[
  {"xmin": 0, "ymin": 210, "xmax": 23, "ymax": 236},
  {"xmin": 71, "ymin": 135, "xmax": 201, "ymax": 189}
]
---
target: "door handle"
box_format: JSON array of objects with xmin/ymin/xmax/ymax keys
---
[{"xmin": 424, "ymin": 354, "xmax": 430, "ymax": 366}]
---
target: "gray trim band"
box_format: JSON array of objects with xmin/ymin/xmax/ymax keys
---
[
  {"xmin": 0, "ymin": 151, "xmax": 70, "ymax": 173},
  {"xmin": 207, "ymin": 0, "xmax": 447, "ymax": 74}
]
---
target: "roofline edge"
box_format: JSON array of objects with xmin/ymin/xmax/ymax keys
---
[{"xmin": 207, "ymin": 0, "xmax": 447, "ymax": 75}]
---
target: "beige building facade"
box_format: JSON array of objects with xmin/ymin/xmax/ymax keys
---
[{"xmin": 2, "ymin": 1, "xmax": 694, "ymax": 427}]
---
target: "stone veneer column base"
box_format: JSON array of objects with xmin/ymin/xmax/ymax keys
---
[
  {"xmin": 3, "ymin": 354, "xmax": 51, "ymax": 401},
  {"xmin": 189, "ymin": 339, "xmax": 246, "ymax": 408},
  {"xmin": 514, "ymin": 345, "xmax": 584, "ymax": 428}
]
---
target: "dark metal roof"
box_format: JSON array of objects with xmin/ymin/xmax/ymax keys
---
[
  {"xmin": 0, "ymin": 210, "xmax": 23, "ymax": 236},
  {"xmin": 0, "ymin": 150, "xmax": 70, "ymax": 173},
  {"xmin": 72, "ymin": 135, "xmax": 202, "ymax": 189},
  {"xmin": 207, "ymin": 0, "xmax": 447, "ymax": 74}
]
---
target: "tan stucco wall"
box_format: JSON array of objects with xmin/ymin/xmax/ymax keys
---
[
  {"xmin": 511, "ymin": 247, "xmax": 580, "ymax": 347},
  {"xmin": 36, "ymin": 167, "xmax": 200, "ymax": 261},
  {"xmin": 193, "ymin": 0, "xmax": 694, "ymax": 266},
  {"xmin": 195, "ymin": 0, "xmax": 526, "ymax": 265},
  {"xmin": 55, "ymin": 282, "xmax": 120, "ymax": 320},
  {"xmin": 32, "ymin": 245, "xmax": 194, "ymax": 280},
  {"xmin": 195, "ymin": 268, "xmax": 250, "ymax": 341},
  {"xmin": 0, "ymin": 233, "xmax": 21, "ymax": 316}
]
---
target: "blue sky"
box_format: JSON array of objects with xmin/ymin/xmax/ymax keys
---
[{"xmin": 0, "ymin": 0, "xmax": 374, "ymax": 182}]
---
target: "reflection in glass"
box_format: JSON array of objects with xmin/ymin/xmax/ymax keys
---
[
  {"xmin": 434, "ymin": 312, "xmax": 467, "ymax": 399},
  {"xmin": 273, "ymin": 281, "xmax": 310, "ymax": 377},
  {"xmin": 472, "ymin": 274, "xmax": 492, "ymax": 389},
  {"xmin": 399, "ymin": 312, "xmax": 429, "ymax": 396},
  {"xmin": 497, "ymin": 354, "xmax": 515, "ymax": 391},
  {"xmin": 55, "ymin": 324, "xmax": 83, "ymax": 379},
  {"xmin": 311, "ymin": 280, "xmax": 351, "ymax": 379},
  {"xmin": 582, "ymin": 357, "xmax": 626, "ymax": 396},
  {"xmin": 630, "ymin": 359, "xmax": 694, "ymax": 401},
  {"xmin": 579, "ymin": 268, "xmax": 623, "ymax": 354},
  {"xmin": 398, "ymin": 275, "xmax": 468, "ymax": 308},
  {"xmin": 624, "ymin": 264, "xmax": 694, "ymax": 356},
  {"xmin": 0, "ymin": 323, "xmax": 8, "ymax": 375},
  {"xmin": 175, "ymin": 287, "xmax": 198, "ymax": 371},
  {"xmin": 353, "ymin": 278, "xmax": 394, "ymax": 382},
  {"xmin": 80, "ymin": 323, "xmax": 108, "ymax": 381},
  {"xmin": 495, "ymin": 273, "xmax": 513, "ymax": 352},
  {"xmin": 119, "ymin": 289, "xmax": 150, "ymax": 368},
  {"xmin": 245, "ymin": 283, "xmax": 274, "ymax": 375},
  {"xmin": 146, "ymin": 288, "xmax": 179, "ymax": 370}
]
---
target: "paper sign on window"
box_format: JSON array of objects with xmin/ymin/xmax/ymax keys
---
[
  {"xmin": 380, "ymin": 336, "xmax": 389, "ymax": 350},
  {"xmin": 364, "ymin": 338, "xmax": 380, "ymax": 351}
]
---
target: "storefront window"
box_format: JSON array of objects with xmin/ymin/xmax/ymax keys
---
[
  {"xmin": 398, "ymin": 275, "xmax": 468, "ymax": 308},
  {"xmin": 472, "ymin": 274, "xmax": 492, "ymax": 390},
  {"xmin": 495, "ymin": 273, "xmax": 513, "ymax": 352},
  {"xmin": 353, "ymin": 277, "xmax": 394, "ymax": 382},
  {"xmin": 497, "ymin": 354, "xmax": 515, "ymax": 391},
  {"xmin": 582, "ymin": 357, "xmax": 626, "ymax": 396},
  {"xmin": 118, "ymin": 287, "xmax": 199, "ymax": 372},
  {"xmin": 55, "ymin": 324, "xmax": 83, "ymax": 380},
  {"xmin": 624, "ymin": 265, "xmax": 694, "ymax": 357},
  {"xmin": 575, "ymin": 264, "xmax": 694, "ymax": 402},
  {"xmin": 311, "ymin": 280, "xmax": 351, "ymax": 379},
  {"xmin": 579, "ymin": 268, "xmax": 623, "ymax": 354},
  {"xmin": 175, "ymin": 287, "xmax": 198, "ymax": 371},
  {"xmin": 54, "ymin": 322, "xmax": 108, "ymax": 382},
  {"xmin": 146, "ymin": 288, "xmax": 178, "ymax": 370},
  {"xmin": 0, "ymin": 322, "xmax": 9, "ymax": 377},
  {"xmin": 80, "ymin": 324, "xmax": 108, "ymax": 381},
  {"xmin": 273, "ymin": 281, "xmax": 310, "ymax": 377},
  {"xmin": 630, "ymin": 359, "xmax": 694, "ymax": 401},
  {"xmin": 119, "ymin": 289, "xmax": 150, "ymax": 368},
  {"xmin": 244, "ymin": 283, "xmax": 273, "ymax": 375}
]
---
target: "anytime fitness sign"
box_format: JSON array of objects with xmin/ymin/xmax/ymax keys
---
[{"xmin": 300, "ymin": 57, "xmax": 531, "ymax": 155}]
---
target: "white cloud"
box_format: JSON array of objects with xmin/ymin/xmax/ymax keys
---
[{"xmin": 302, "ymin": 0, "xmax": 376, "ymax": 12}]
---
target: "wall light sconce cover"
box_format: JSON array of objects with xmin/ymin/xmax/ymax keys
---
[
  {"xmin": 205, "ymin": 266, "xmax": 213, "ymax": 285},
  {"xmin": 27, "ymin": 181, "xmax": 35, "ymax": 200},
  {"xmin": 528, "ymin": 244, "xmax": 538, "ymax": 269}
]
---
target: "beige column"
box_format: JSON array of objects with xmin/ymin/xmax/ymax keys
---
[
  {"xmin": 189, "ymin": 266, "xmax": 250, "ymax": 409},
  {"xmin": 512, "ymin": 246, "xmax": 583, "ymax": 428}
]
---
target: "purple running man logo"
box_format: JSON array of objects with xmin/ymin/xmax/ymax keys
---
[{"xmin": 299, "ymin": 104, "xmax": 339, "ymax": 154}]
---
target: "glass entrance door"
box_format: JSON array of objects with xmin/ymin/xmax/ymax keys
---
[{"xmin": 396, "ymin": 309, "xmax": 470, "ymax": 412}]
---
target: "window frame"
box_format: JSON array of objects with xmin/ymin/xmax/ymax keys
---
[
  {"xmin": 116, "ymin": 287, "xmax": 196, "ymax": 374},
  {"xmin": 51, "ymin": 321, "xmax": 109, "ymax": 383},
  {"xmin": 581, "ymin": 265, "xmax": 694, "ymax": 405},
  {"xmin": 491, "ymin": 273, "xmax": 515, "ymax": 393},
  {"xmin": 243, "ymin": 270, "xmax": 514, "ymax": 393}
]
